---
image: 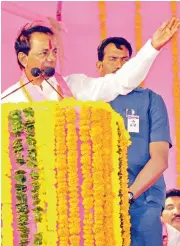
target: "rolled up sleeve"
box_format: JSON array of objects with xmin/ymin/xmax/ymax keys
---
[{"xmin": 149, "ymin": 93, "xmax": 172, "ymax": 148}]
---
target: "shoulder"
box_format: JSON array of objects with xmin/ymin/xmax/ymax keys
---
[
  {"xmin": 136, "ymin": 88, "xmax": 167, "ymax": 115},
  {"xmin": 135, "ymin": 87, "xmax": 166, "ymax": 104},
  {"xmin": 2, "ymin": 82, "xmax": 20, "ymax": 96},
  {"xmin": 112, "ymin": 87, "xmax": 157, "ymax": 101},
  {"xmin": 134, "ymin": 87, "xmax": 158, "ymax": 96},
  {"xmin": 64, "ymin": 74, "xmax": 88, "ymax": 84},
  {"xmin": 1, "ymin": 81, "xmax": 25, "ymax": 103}
]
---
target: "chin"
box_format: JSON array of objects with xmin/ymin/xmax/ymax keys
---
[{"xmin": 172, "ymin": 223, "xmax": 180, "ymax": 231}]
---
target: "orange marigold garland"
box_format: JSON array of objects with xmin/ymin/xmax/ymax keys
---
[
  {"xmin": 65, "ymin": 107, "xmax": 80, "ymax": 245},
  {"xmin": 79, "ymin": 106, "xmax": 94, "ymax": 246},
  {"xmin": 171, "ymin": 1, "xmax": 180, "ymax": 188},
  {"xmin": 90, "ymin": 108, "xmax": 106, "ymax": 246},
  {"xmin": 135, "ymin": 1, "xmax": 143, "ymax": 52},
  {"xmin": 55, "ymin": 106, "xmax": 69, "ymax": 245},
  {"xmin": 98, "ymin": 1, "xmax": 107, "ymax": 41},
  {"xmin": 101, "ymin": 109, "xmax": 116, "ymax": 246},
  {"xmin": 135, "ymin": 1, "xmax": 144, "ymax": 87}
]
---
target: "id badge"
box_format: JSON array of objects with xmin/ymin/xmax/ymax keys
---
[{"xmin": 127, "ymin": 115, "xmax": 139, "ymax": 133}]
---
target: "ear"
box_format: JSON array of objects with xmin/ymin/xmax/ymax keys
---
[
  {"xmin": 96, "ymin": 61, "xmax": 103, "ymax": 73},
  {"xmin": 18, "ymin": 52, "xmax": 28, "ymax": 68}
]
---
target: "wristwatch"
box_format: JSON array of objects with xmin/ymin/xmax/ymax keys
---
[{"xmin": 128, "ymin": 191, "xmax": 135, "ymax": 205}]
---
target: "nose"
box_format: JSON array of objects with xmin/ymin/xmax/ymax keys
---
[
  {"xmin": 172, "ymin": 207, "xmax": 180, "ymax": 215},
  {"xmin": 116, "ymin": 59, "xmax": 123, "ymax": 69},
  {"xmin": 46, "ymin": 52, "xmax": 56, "ymax": 62}
]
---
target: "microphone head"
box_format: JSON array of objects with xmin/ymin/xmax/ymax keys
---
[
  {"xmin": 43, "ymin": 67, "xmax": 55, "ymax": 77},
  {"xmin": 31, "ymin": 67, "xmax": 41, "ymax": 77}
]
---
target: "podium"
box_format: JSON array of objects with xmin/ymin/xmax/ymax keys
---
[{"xmin": 2, "ymin": 99, "xmax": 131, "ymax": 246}]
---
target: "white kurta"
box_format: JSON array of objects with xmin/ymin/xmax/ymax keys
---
[
  {"xmin": 1, "ymin": 40, "xmax": 159, "ymax": 103},
  {"xmin": 166, "ymin": 224, "xmax": 180, "ymax": 246}
]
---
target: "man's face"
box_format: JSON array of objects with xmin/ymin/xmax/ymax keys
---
[
  {"xmin": 96, "ymin": 43, "xmax": 130, "ymax": 76},
  {"xmin": 162, "ymin": 196, "xmax": 180, "ymax": 231},
  {"xmin": 19, "ymin": 32, "xmax": 57, "ymax": 80}
]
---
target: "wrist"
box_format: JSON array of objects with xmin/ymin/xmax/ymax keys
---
[
  {"xmin": 151, "ymin": 40, "xmax": 161, "ymax": 51},
  {"xmin": 128, "ymin": 191, "xmax": 135, "ymax": 205}
]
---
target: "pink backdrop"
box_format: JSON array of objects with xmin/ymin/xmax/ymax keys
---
[{"xmin": 1, "ymin": 1, "xmax": 180, "ymax": 189}]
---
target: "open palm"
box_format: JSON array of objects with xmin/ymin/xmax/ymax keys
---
[
  {"xmin": 152, "ymin": 17, "xmax": 180, "ymax": 50},
  {"xmin": 47, "ymin": 16, "xmax": 67, "ymax": 34}
]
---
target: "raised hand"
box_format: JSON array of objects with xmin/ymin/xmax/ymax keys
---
[
  {"xmin": 152, "ymin": 17, "xmax": 180, "ymax": 50},
  {"xmin": 47, "ymin": 16, "xmax": 67, "ymax": 34},
  {"xmin": 46, "ymin": 16, "xmax": 67, "ymax": 74}
]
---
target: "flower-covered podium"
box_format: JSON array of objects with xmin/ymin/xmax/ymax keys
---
[{"xmin": 2, "ymin": 99, "xmax": 131, "ymax": 246}]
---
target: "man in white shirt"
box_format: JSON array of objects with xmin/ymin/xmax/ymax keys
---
[
  {"xmin": 166, "ymin": 223, "xmax": 180, "ymax": 246},
  {"xmin": 1, "ymin": 17, "xmax": 180, "ymax": 103},
  {"xmin": 162, "ymin": 189, "xmax": 180, "ymax": 246}
]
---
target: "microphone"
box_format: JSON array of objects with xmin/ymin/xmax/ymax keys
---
[
  {"xmin": 31, "ymin": 67, "xmax": 55, "ymax": 77},
  {"xmin": 1, "ymin": 67, "xmax": 63, "ymax": 100},
  {"xmin": 40, "ymin": 67, "xmax": 63, "ymax": 99},
  {"xmin": 43, "ymin": 67, "xmax": 55, "ymax": 77},
  {"xmin": 31, "ymin": 67, "xmax": 41, "ymax": 77}
]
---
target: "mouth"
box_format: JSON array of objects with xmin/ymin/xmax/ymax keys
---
[{"xmin": 173, "ymin": 217, "xmax": 180, "ymax": 222}]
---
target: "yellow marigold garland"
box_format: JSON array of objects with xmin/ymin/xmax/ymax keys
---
[
  {"xmin": 102, "ymin": 110, "xmax": 117, "ymax": 246},
  {"xmin": 79, "ymin": 106, "xmax": 94, "ymax": 246},
  {"xmin": 55, "ymin": 106, "xmax": 69, "ymax": 245},
  {"xmin": 1, "ymin": 105, "xmax": 14, "ymax": 246},
  {"xmin": 171, "ymin": 1, "xmax": 180, "ymax": 188},
  {"xmin": 65, "ymin": 107, "xmax": 80, "ymax": 245},
  {"xmin": 59, "ymin": 99, "xmax": 131, "ymax": 245},
  {"xmin": 90, "ymin": 107, "xmax": 106, "ymax": 246},
  {"xmin": 20, "ymin": 78, "xmax": 33, "ymax": 102},
  {"xmin": 34, "ymin": 102, "xmax": 58, "ymax": 245},
  {"xmin": 2, "ymin": 99, "xmax": 131, "ymax": 245}
]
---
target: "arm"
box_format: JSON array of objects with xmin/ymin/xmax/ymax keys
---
[
  {"xmin": 129, "ymin": 94, "xmax": 172, "ymax": 199},
  {"xmin": 66, "ymin": 40, "xmax": 158, "ymax": 101},
  {"xmin": 129, "ymin": 142, "xmax": 169, "ymax": 199},
  {"xmin": 49, "ymin": 17, "xmax": 180, "ymax": 101}
]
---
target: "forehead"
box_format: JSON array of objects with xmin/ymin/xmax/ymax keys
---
[
  {"xmin": 30, "ymin": 32, "xmax": 56, "ymax": 50},
  {"xmin": 104, "ymin": 43, "xmax": 130, "ymax": 57},
  {"xmin": 165, "ymin": 196, "xmax": 180, "ymax": 206}
]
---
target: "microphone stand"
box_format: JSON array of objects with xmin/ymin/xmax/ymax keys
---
[
  {"xmin": 1, "ymin": 80, "xmax": 32, "ymax": 100},
  {"xmin": 41, "ymin": 75, "xmax": 64, "ymax": 99},
  {"xmin": 1, "ymin": 69, "xmax": 64, "ymax": 101}
]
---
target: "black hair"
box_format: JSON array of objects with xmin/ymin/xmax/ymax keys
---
[
  {"xmin": 15, "ymin": 24, "xmax": 54, "ymax": 69},
  {"xmin": 162, "ymin": 189, "xmax": 180, "ymax": 213},
  {"xmin": 166, "ymin": 189, "xmax": 180, "ymax": 199},
  {"xmin": 97, "ymin": 37, "xmax": 133, "ymax": 61}
]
